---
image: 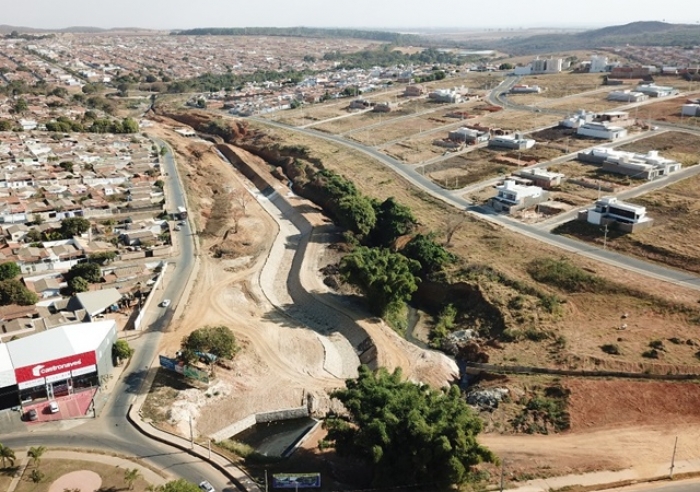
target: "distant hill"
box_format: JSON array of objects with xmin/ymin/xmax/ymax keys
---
[{"xmin": 481, "ymin": 21, "xmax": 700, "ymax": 55}]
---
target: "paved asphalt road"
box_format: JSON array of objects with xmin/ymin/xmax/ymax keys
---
[
  {"xmin": 249, "ymin": 114, "xmax": 700, "ymax": 291},
  {"xmin": 1, "ymin": 145, "xmax": 238, "ymax": 491}
]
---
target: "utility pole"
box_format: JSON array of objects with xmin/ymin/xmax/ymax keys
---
[
  {"xmin": 670, "ymin": 436, "xmax": 678, "ymax": 479},
  {"xmin": 265, "ymin": 470, "xmax": 269, "ymax": 492},
  {"xmin": 603, "ymin": 223, "xmax": 609, "ymax": 250},
  {"xmin": 189, "ymin": 415, "xmax": 194, "ymax": 449},
  {"xmin": 208, "ymin": 439, "xmax": 211, "ymax": 459},
  {"xmin": 499, "ymin": 460, "xmax": 506, "ymax": 492}
]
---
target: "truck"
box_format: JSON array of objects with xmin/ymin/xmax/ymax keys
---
[{"xmin": 176, "ymin": 206, "xmax": 187, "ymax": 220}]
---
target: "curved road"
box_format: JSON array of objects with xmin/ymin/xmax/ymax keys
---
[
  {"xmin": 248, "ymin": 115, "xmax": 700, "ymax": 290},
  {"xmin": 1, "ymin": 144, "xmax": 241, "ymax": 492}
]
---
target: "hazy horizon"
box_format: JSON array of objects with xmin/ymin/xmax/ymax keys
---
[{"xmin": 6, "ymin": 0, "xmax": 700, "ymax": 31}]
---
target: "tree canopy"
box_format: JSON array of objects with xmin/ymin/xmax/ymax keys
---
[
  {"xmin": 325, "ymin": 366, "xmax": 495, "ymax": 487},
  {"xmin": 156, "ymin": 479, "xmax": 202, "ymax": 492},
  {"xmin": 181, "ymin": 325, "xmax": 239, "ymax": 360},
  {"xmin": 339, "ymin": 246, "xmax": 420, "ymax": 316},
  {"xmin": 0, "ymin": 280, "xmax": 38, "ymax": 306},
  {"xmin": 336, "ymin": 194, "xmax": 377, "ymax": 237},
  {"xmin": 370, "ymin": 197, "xmax": 417, "ymax": 248},
  {"xmin": 0, "ymin": 262, "xmax": 20, "ymax": 281},
  {"xmin": 60, "ymin": 217, "xmax": 91, "ymax": 237},
  {"xmin": 401, "ymin": 233, "xmax": 455, "ymax": 277},
  {"xmin": 65, "ymin": 262, "xmax": 102, "ymax": 283}
]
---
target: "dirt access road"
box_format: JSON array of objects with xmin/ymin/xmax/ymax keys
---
[{"xmin": 146, "ymin": 121, "xmax": 456, "ymax": 438}]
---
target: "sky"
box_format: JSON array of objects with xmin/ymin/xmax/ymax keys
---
[{"xmin": 7, "ymin": 0, "xmax": 700, "ymax": 31}]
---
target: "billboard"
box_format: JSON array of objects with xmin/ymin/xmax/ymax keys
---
[
  {"xmin": 272, "ymin": 473, "xmax": 321, "ymax": 489},
  {"xmin": 14, "ymin": 351, "xmax": 97, "ymax": 384},
  {"xmin": 159, "ymin": 355, "xmax": 209, "ymax": 384}
]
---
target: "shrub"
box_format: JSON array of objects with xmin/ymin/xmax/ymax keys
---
[
  {"xmin": 600, "ymin": 343, "xmax": 621, "ymax": 355},
  {"xmin": 642, "ymin": 349, "xmax": 660, "ymax": 359},
  {"xmin": 527, "ymin": 258, "xmax": 604, "ymax": 293}
]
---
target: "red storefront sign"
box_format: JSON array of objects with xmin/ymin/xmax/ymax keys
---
[{"xmin": 14, "ymin": 351, "xmax": 96, "ymax": 384}]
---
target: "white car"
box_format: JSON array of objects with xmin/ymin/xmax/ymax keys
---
[
  {"xmin": 199, "ymin": 481, "xmax": 215, "ymax": 492},
  {"xmin": 160, "ymin": 299, "xmax": 171, "ymax": 308},
  {"xmin": 49, "ymin": 401, "xmax": 59, "ymax": 414}
]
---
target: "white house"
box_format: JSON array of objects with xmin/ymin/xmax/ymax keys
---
[
  {"xmin": 635, "ymin": 84, "xmax": 678, "ymax": 98},
  {"xmin": 681, "ymin": 104, "xmax": 700, "ymax": 117},
  {"xmin": 490, "ymin": 180, "xmax": 548, "ymax": 213},
  {"xmin": 578, "ymin": 147, "xmax": 683, "ymax": 180},
  {"xmin": 607, "ymin": 90, "xmax": 648, "ymax": 103},
  {"xmin": 586, "ymin": 197, "xmax": 651, "ymax": 227},
  {"xmin": 589, "ymin": 55, "xmax": 609, "ymax": 73},
  {"xmin": 488, "ymin": 134, "xmax": 535, "ymax": 150},
  {"xmin": 559, "ymin": 109, "xmax": 595, "ymax": 129},
  {"xmin": 576, "ymin": 122, "xmax": 627, "ymax": 140}
]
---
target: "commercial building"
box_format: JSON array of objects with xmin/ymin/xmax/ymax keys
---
[
  {"xmin": 0, "ymin": 320, "xmax": 117, "ymax": 410},
  {"xmin": 610, "ymin": 66, "xmax": 654, "ymax": 79},
  {"xmin": 531, "ymin": 57, "xmax": 563, "ymax": 74},
  {"xmin": 488, "ymin": 134, "xmax": 536, "ymax": 150}
]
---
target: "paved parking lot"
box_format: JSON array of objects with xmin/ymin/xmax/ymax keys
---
[{"xmin": 23, "ymin": 388, "xmax": 97, "ymax": 424}]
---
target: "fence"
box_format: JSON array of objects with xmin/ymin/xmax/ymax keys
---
[
  {"xmin": 465, "ymin": 362, "xmax": 700, "ymax": 381},
  {"xmin": 133, "ymin": 266, "xmax": 166, "ymax": 330}
]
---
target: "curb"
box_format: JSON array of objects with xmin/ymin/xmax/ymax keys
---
[{"xmin": 126, "ymin": 404, "xmax": 261, "ymax": 492}]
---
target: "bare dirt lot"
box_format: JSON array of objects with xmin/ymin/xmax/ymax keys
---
[
  {"xmin": 148, "ymin": 110, "xmax": 700, "ymax": 485},
  {"xmin": 144, "ymin": 118, "xmax": 456, "ymax": 439}
]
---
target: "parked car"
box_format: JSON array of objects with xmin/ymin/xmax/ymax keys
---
[
  {"xmin": 25, "ymin": 408, "xmax": 38, "ymax": 421},
  {"xmin": 48, "ymin": 401, "xmax": 59, "ymax": 414},
  {"xmin": 174, "ymin": 226, "xmax": 181, "ymax": 231},
  {"xmin": 160, "ymin": 299, "xmax": 171, "ymax": 308},
  {"xmin": 199, "ymin": 481, "xmax": 215, "ymax": 492}
]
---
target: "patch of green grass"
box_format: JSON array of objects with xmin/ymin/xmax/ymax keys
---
[{"xmin": 527, "ymin": 257, "xmax": 604, "ymax": 293}]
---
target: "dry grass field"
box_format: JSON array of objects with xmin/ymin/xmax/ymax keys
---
[
  {"xmin": 556, "ymin": 171, "xmax": 700, "ymax": 274},
  {"xmin": 519, "ymin": 73, "xmax": 609, "ymax": 98}
]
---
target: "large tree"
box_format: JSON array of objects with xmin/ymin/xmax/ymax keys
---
[
  {"xmin": 370, "ymin": 197, "xmax": 417, "ymax": 248},
  {"xmin": 181, "ymin": 325, "xmax": 239, "ymax": 360},
  {"xmin": 339, "ymin": 246, "xmax": 419, "ymax": 316},
  {"xmin": 0, "ymin": 280, "xmax": 38, "ymax": 306},
  {"xmin": 401, "ymin": 233, "xmax": 455, "ymax": 277},
  {"xmin": 59, "ymin": 217, "xmax": 91, "ymax": 238},
  {"xmin": 0, "ymin": 261, "xmax": 20, "ymax": 281},
  {"xmin": 66, "ymin": 262, "xmax": 102, "ymax": 283},
  {"xmin": 325, "ymin": 366, "xmax": 495, "ymax": 487},
  {"xmin": 336, "ymin": 194, "xmax": 376, "ymax": 237}
]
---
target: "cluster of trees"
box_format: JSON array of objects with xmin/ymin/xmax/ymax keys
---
[
  {"xmin": 45, "ymin": 115, "xmax": 139, "ymax": 134},
  {"xmin": 180, "ymin": 325, "xmax": 239, "ymax": 363},
  {"xmin": 323, "ymin": 46, "xmax": 465, "ymax": 70},
  {"xmin": 303, "ymin": 169, "xmax": 454, "ymax": 321},
  {"xmin": 166, "ymin": 69, "xmax": 311, "ymax": 94},
  {"xmin": 324, "ymin": 366, "xmax": 495, "ymax": 487},
  {"xmin": 414, "ymin": 69, "xmax": 447, "ymax": 83},
  {"xmin": 0, "ymin": 261, "xmax": 37, "ymax": 306},
  {"xmin": 172, "ymin": 27, "xmax": 424, "ymax": 45},
  {"xmin": 27, "ymin": 217, "xmax": 92, "ymax": 244}
]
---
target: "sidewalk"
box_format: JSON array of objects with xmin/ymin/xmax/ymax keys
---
[
  {"xmin": 127, "ymin": 401, "xmax": 262, "ymax": 492},
  {"xmin": 508, "ymin": 459, "xmax": 700, "ymax": 492}
]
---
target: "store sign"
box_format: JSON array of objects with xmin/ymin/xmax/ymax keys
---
[
  {"xmin": 15, "ymin": 352, "xmax": 96, "ymax": 383},
  {"xmin": 18, "ymin": 378, "xmax": 45, "ymax": 390},
  {"xmin": 72, "ymin": 365, "xmax": 97, "ymax": 378},
  {"xmin": 45, "ymin": 371, "xmax": 72, "ymax": 384},
  {"xmin": 272, "ymin": 473, "xmax": 321, "ymax": 489}
]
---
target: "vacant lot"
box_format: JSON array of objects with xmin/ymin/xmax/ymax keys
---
[
  {"xmin": 519, "ymin": 72, "xmax": 610, "ymax": 98},
  {"xmin": 422, "ymin": 148, "xmax": 512, "ymax": 189},
  {"xmin": 478, "ymin": 109, "xmax": 562, "ymax": 131},
  {"xmin": 556, "ymin": 171, "xmax": 700, "ymax": 274}
]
